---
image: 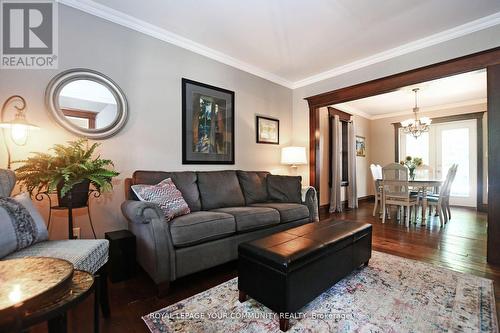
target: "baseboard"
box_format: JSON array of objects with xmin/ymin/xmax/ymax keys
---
[
  {"xmin": 319, "ymin": 195, "xmax": 375, "ymax": 216},
  {"xmin": 478, "ymin": 203, "xmax": 488, "ymax": 213}
]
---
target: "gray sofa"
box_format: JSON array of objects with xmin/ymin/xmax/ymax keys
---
[{"xmin": 121, "ymin": 170, "xmax": 317, "ymax": 295}]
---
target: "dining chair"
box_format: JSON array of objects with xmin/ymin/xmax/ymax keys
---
[
  {"xmin": 382, "ymin": 163, "xmax": 418, "ymax": 226},
  {"xmin": 370, "ymin": 164, "xmax": 383, "ymax": 217},
  {"xmin": 415, "ymin": 164, "xmax": 434, "ymax": 180},
  {"xmin": 425, "ymin": 164, "xmax": 458, "ymax": 226}
]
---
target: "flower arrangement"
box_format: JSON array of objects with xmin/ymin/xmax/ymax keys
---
[{"xmin": 400, "ymin": 155, "xmax": 423, "ymax": 180}]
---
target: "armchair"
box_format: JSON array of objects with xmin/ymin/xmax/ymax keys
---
[{"xmin": 0, "ymin": 168, "xmax": 111, "ymax": 318}]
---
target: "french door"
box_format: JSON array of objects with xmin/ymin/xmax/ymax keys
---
[{"xmin": 400, "ymin": 119, "xmax": 477, "ymax": 207}]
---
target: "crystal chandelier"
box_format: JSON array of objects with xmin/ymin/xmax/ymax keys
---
[{"xmin": 400, "ymin": 88, "xmax": 431, "ymax": 138}]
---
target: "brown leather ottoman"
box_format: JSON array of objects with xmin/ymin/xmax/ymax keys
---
[{"xmin": 238, "ymin": 220, "xmax": 372, "ymax": 331}]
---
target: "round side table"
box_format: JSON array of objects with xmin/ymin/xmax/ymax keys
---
[{"xmin": 0, "ymin": 257, "xmax": 96, "ymax": 333}]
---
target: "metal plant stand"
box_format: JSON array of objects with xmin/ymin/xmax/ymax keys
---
[{"xmin": 35, "ymin": 190, "xmax": 100, "ymax": 239}]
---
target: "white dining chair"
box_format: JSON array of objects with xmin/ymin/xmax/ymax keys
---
[
  {"xmin": 425, "ymin": 164, "xmax": 458, "ymax": 226},
  {"xmin": 415, "ymin": 164, "xmax": 434, "ymax": 180},
  {"xmin": 370, "ymin": 164, "xmax": 383, "ymax": 217},
  {"xmin": 382, "ymin": 163, "xmax": 418, "ymax": 227}
]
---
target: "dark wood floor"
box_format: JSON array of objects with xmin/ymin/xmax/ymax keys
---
[{"xmin": 32, "ymin": 201, "xmax": 499, "ymax": 332}]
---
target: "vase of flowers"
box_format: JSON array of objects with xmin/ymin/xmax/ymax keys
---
[
  {"xmin": 400, "ymin": 155, "xmax": 423, "ymax": 180},
  {"xmin": 15, "ymin": 139, "xmax": 119, "ymax": 208}
]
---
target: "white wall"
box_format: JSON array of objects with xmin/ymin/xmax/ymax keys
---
[
  {"xmin": 0, "ymin": 6, "xmax": 293, "ymax": 239},
  {"xmin": 292, "ymin": 24, "xmax": 500, "ymax": 186}
]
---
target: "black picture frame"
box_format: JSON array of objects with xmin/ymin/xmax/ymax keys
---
[
  {"xmin": 182, "ymin": 78, "xmax": 235, "ymax": 164},
  {"xmin": 256, "ymin": 115, "xmax": 279, "ymax": 145}
]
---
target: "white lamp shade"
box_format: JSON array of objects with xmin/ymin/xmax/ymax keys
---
[{"xmin": 281, "ymin": 146, "xmax": 307, "ymax": 165}]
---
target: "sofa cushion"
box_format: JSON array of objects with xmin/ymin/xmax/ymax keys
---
[
  {"xmin": 197, "ymin": 171, "xmax": 245, "ymax": 210},
  {"xmin": 212, "ymin": 206, "xmax": 279, "ymax": 232},
  {"xmin": 132, "ymin": 171, "xmax": 201, "ymax": 212},
  {"xmin": 170, "ymin": 211, "xmax": 236, "ymax": 247},
  {"xmin": 251, "ymin": 203, "xmax": 309, "ymax": 223},
  {"xmin": 237, "ymin": 171, "xmax": 270, "ymax": 205},
  {"xmin": 267, "ymin": 175, "xmax": 302, "ymax": 203},
  {"xmin": 4, "ymin": 239, "xmax": 109, "ymax": 274}
]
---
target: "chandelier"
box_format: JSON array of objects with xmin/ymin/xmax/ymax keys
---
[{"xmin": 400, "ymin": 88, "xmax": 431, "ymax": 138}]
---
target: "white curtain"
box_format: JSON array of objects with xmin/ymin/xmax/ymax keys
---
[
  {"xmin": 329, "ymin": 115, "xmax": 342, "ymax": 213},
  {"xmin": 347, "ymin": 117, "xmax": 358, "ymax": 208}
]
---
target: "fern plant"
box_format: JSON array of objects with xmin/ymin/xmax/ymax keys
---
[{"xmin": 15, "ymin": 139, "xmax": 119, "ymax": 198}]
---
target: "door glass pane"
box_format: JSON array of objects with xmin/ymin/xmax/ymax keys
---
[
  {"xmin": 441, "ymin": 128, "xmax": 469, "ymax": 197},
  {"xmin": 403, "ymin": 132, "xmax": 429, "ymax": 164}
]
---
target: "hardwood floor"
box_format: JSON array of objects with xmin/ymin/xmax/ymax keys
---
[{"xmin": 31, "ymin": 201, "xmax": 499, "ymax": 332}]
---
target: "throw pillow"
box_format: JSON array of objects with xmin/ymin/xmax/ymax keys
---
[
  {"xmin": 0, "ymin": 193, "xmax": 49, "ymax": 258},
  {"xmin": 267, "ymin": 175, "xmax": 302, "ymax": 204},
  {"xmin": 131, "ymin": 178, "xmax": 191, "ymax": 221}
]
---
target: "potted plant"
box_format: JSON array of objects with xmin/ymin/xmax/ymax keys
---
[
  {"xmin": 15, "ymin": 139, "xmax": 119, "ymax": 208},
  {"xmin": 400, "ymin": 155, "xmax": 423, "ymax": 180}
]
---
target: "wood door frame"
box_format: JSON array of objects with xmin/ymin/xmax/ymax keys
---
[
  {"xmin": 304, "ymin": 46, "xmax": 500, "ymax": 264},
  {"xmin": 393, "ymin": 112, "xmax": 486, "ymax": 211}
]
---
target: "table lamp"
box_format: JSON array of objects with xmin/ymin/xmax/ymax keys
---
[{"xmin": 281, "ymin": 146, "xmax": 307, "ymax": 174}]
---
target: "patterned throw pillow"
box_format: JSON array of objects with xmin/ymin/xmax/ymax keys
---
[{"xmin": 131, "ymin": 178, "xmax": 190, "ymax": 221}]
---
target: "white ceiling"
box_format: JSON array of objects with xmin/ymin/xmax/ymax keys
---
[
  {"xmin": 62, "ymin": 0, "xmax": 500, "ymax": 88},
  {"xmin": 335, "ymin": 70, "xmax": 487, "ymax": 119}
]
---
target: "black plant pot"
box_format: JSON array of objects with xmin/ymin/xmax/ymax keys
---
[{"xmin": 57, "ymin": 179, "xmax": 91, "ymax": 208}]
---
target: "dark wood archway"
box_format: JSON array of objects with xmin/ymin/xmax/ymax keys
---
[{"xmin": 304, "ymin": 47, "xmax": 500, "ymax": 265}]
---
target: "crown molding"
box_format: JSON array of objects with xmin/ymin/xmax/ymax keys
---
[
  {"xmin": 331, "ymin": 103, "xmax": 372, "ymax": 119},
  {"xmin": 291, "ymin": 12, "xmax": 500, "ymax": 89},
  {"xmin": 58, "ymin": 0, "xmax": 500, "ymax": 90},
  {"xmin": 366, "ymin": 98, "xmax": 487, "ymax": 120},
  {"xmin": 57, "ymin": 0, "xmax": 295, "ymax": 88}
]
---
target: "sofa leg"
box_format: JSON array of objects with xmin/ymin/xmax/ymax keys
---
[
  {"xmin": 97, "ymin": 265, "xmax": 111, "ymax": 318},
  {"xmin": 157, "ymin": 281, "xmax": 170, "ymax": 298},
  {"xmin": 279, "ymin": 318, "xmax": 290, "ymax": 332},
  {"xmin": 364, "ymin": 260, "xmax": 370, "ymax": 267},
  {"xmin": 238, "ymin": 290, "xmax": 247, "ymax": 303}
]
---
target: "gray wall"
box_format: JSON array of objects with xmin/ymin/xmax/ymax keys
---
[{"xmin": 0, "ymin": 5, "xmax": 293, "ymax": 238}]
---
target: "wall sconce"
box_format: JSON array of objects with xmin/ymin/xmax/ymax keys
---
[{"xmin": 0, "ymin": 95, "xmax": 39, "ymax": 169}]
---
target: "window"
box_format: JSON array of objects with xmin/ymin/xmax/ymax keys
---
[{"xmin": 399, "ymin": 130, "xmax": 429, "ymax": 164}]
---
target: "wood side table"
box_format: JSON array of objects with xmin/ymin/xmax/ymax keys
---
[{"xmin": 0, "ymin": 257, "xmax": 96, "ymax": 333}]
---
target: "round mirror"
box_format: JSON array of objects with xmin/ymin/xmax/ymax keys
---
[{"xmin": 45, "ymin": 69, "xmax": 128, "ymax": 139}]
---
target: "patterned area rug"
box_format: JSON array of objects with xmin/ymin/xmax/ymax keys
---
[{"xmin": 143, "ymin": 251, "xmax": 498, "ymax": 333}]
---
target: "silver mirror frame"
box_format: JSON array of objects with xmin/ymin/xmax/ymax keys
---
[{"xmin": 45, "ymin": 68, "xmax": 129, "ymax": 139}]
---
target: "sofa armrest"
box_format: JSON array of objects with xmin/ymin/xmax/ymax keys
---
[
  {"xmin": 121, "ymin": 200, "xmax": 174, "ymax": 286},
  {"xmin": 302, "ymin": 186, "xmax": 319, "ymax": 222},
  {"xmin": 121, "ymin": 200, "xmax": 164, "ymax": 224}
]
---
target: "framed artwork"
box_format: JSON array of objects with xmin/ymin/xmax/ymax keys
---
[
  {"xmin": 256, "ymin": 116, "xmax": 279, "ymax": 144},
  {"xmin": 356, "ymin": 135, "xmax": 366, "ymax": 157},
  {"xmin": 182, "ymin": 78, "xmax": 235, "ymax": 164}
]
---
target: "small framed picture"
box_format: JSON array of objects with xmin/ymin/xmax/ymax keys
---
[
  {"xmin": 356, "ymin": 136, "xmax": 366, "ymax": 157},
  {"xmin": 256, "ymin": 116, "xmax": 279, "ymax": 144}
]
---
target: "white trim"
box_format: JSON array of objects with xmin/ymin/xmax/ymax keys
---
[
  {"xmin": 332, "ymin": 103, "xmax": 372, "ymax": 119},
  {"xmin": 58, "ymin": 0, "xmax": 500, "ymax": 90},
  {"xmin": 334, "ymin": 98, "xmax": 486, "ymax": 120},
  {"xmin": 360, "ymin": 98, "xmax": 487, "ymax": 120},
  {"xmin": 291, "ymin": 12, "xmax": 500, "ymax": 89},
  {"xmin": 57, "ymin": 0, "xmax": 295, "ymax": 88}
]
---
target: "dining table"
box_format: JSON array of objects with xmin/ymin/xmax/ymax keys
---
[{"xmin": 380, "ymin": 178, "xmax": 443, "ymax": 225}]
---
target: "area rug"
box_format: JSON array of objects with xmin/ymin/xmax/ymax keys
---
[{"xmin": 143, "ymin": 251, "xmax": 498, "ymax": 333}]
